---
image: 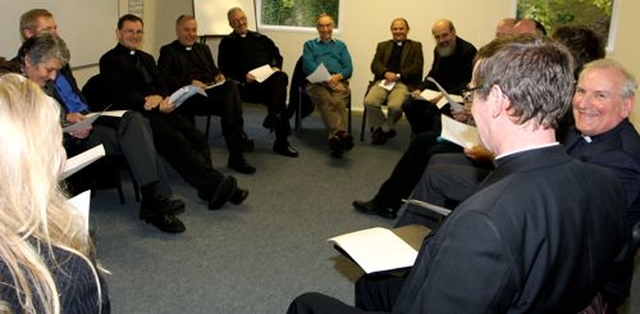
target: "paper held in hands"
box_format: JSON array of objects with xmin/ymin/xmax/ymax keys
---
[
  {"xmin": 67, "ymin": 190, "xmax": 91, "ymax": 236},
  {"xmin": 169, "ymin": 84, "xmax": 207, "ymax": 108},
  {"xmin": 440, "ymin": 115, "xmax": 480, "ymax": 149},
  {"xmin": 426, "ymin": 77, "xmax": 465, "ymax": 112},
  {"xmin": 249, "ymin": 64, "xmax": 276, "ymax": 83},
  {"xmin": 62, "ymin": 110, "xmax": 128, "ymax": 134},
  {"xmin": 306, "ymin": 63, "xmax": 331, "ymax": 83},
  {"xmin": 328, "ymin": 225, "xmax": 430, "ymax": 274},
  {"xmin": 62, "ymin": 144, "xmax": 106, "ymax": 179}
]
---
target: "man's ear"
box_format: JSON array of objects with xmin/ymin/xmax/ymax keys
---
[
  {"xmin": 23, "ymin": 30, "xmax": 35, "ymax": 40},
  {"xmin": 620, "ymin": 96, "xmax": 635, "ymax": 118},
  {"xmin": 488, "ymin": 85, "xmax": 506, "ymax": 119}
]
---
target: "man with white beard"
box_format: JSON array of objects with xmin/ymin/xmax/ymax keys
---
[{"xmin": 402, "ymin": 19, "xmax": 477, "ymax": 136}]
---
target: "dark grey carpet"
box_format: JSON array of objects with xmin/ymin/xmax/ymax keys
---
[{"xmin": 90, "ymin": 104, "xmax": 639, "ymax": 313}]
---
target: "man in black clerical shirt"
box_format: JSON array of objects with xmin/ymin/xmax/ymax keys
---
[
  {"xmin": 158, "ymin": 14, "xmax": 257, "ymax": 174},
  {"xmin": 218, "ymin": 7, "xmax": 298, "ymax": 157}
]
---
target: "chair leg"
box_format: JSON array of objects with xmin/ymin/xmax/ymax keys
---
[
  {"xmin": 348, "ymin": 97, "xmax": 352, "ymax": 135},
  {"xmin": 360, "ymin": 107, "xmax": 368, "ymax": 142},
  {"xmin": 295, "ymin": 86, "xmax": 302, "ymax": 134},
  {"xmin": 116, "ymin": 183, "xmax": 125, "ymax": 205},
  {"xmin": 132, "ymin": 178, "xmax": 141, "ymax": 203},
  {"xmin": 205, "ymin": 116, "xmax": 212, "ymax": 139}
]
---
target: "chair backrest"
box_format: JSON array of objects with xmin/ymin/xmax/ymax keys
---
[
  {"xmin": 82, "ymin": 74, "xmax": 111, "ymax": 111},
  {"xmin": 288, "ymin": 56, "xmax": 314, "ymax": 118}
]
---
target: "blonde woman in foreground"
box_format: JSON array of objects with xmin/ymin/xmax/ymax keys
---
[{"xmin": 0, "ymin": 73, "xmax": 109, "ymax": 313}]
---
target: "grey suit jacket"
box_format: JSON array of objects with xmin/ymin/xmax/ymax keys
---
[{"xmin": 370, "ymin": 39, "xmax": 423, "ymax": 90}]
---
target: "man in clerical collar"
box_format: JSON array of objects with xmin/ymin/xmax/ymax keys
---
[
  {"xmin": 218, "ymin": 7, "xmax": 298, "ymax": 158},
  {"xmin": 157, "ymin": 14, "xmax": 257, "ymax": 174},
  {"xmin": 363, "ymin": 17, "xmax": 423, "ymax": 145}
]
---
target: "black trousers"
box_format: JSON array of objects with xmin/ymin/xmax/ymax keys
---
[
  {"xmin": 178, "ymin": 80, "xmax": 246, "ymax": 152},
  {"xmin": 239, "ymin": 71, "xmax": 292, "ymax": 140},
  {"xmin": 373, "ymin": 132, "xmax": 461, "ymax": 211},
  {"xmin": 402, "ymin": 99, "xmax": 444, "ymax": 135},
  {"xmin": 286, "ymin": 273, "xmax": 406, "ymax": 313},
  {"xmin": 145, "ymin": 111, "xmax": 224, "ymax": 201}
]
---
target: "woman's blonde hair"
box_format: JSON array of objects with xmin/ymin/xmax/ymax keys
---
[{"xmin": 0, "ymin": 73, "xmax": 102, "ymax": 313}]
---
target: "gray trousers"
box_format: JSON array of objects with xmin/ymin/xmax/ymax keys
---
[
  {"xmin": 84, "ymin": 111, "xmax": 172, "ymax": 197},
  {"xmin": 363, "ymin": 81, "xmax": 409, "ymax": 131},
  {"xmin": 395, "ymin": 153, "xmax": 491, "ymax": 229}
]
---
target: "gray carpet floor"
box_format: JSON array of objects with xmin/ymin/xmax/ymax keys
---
[{"xmin": 90, "ymin": 104, "xmax": 639, "ymax": 313}]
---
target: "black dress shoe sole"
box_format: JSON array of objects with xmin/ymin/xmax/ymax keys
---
[
  {"xmin": 144, "ymin": 215, "xmax": 186, "ymax": 233},
  {"xmin": 209, "ymin": 176, "xmax": 238, "ymax": 210},
  {"xmin": 352, "ymin": 201, "xmax": 397, "ymax": 219},
  {"xmin": 229, "ymin": 189, "xmax": 249, "ymax": 205},
  {"xmin": 273, "ymin": 145, "xmax": 299, "ymax": 158},
  {"xmin": 228, "ymin": 160, "xmax": 257, "ymax": 174}
]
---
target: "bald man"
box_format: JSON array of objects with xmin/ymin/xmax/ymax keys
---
[
  {"xmin": 495, "ymin": 17, "xmax": 516, "ymax": 37},
  {"xmin": 402, "ymin": 19, "xmax": 477, "ymax": 136},
  {"xmin": 513, "ymin": 18, "xmax": 547, "ymax": 36}
]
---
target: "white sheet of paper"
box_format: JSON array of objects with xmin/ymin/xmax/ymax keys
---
[
  {"xmin": 329, "ymin": 227, "xmax": 419, "ymax": 274},
  {"xmin": 205, "ymin": 81, "xmax": 225, "ymax": 89},
  {"xmin": 419, "ymin": 89, "xmax": 441, "ymax": 102},
  {"xmin": 426, "ymin": 77, "xmax": 465, "ymax": 112},
  {"xmin": 62, "ymin": 144, "xmax": 106, "ymax": 179},
  {"xmin": 378, "ymin": 80, "xmax": 396, "ymax": 91},
  {"xmin": 440, "ymin": 115, "xmax": 480, "ymax": 149},
  {"xmin": 402, "ymin": 199, "xmax": 451, "ymax": 216},
  {"xmin": 67, "ymin": 190, "xmax": 91, "ymax": 235},
  {"xmin": 306, "ymin": 63, "xmax": 331, "ymax": 83},
  {"xmin": 435, "ymin": 94, "xmax": 464, "ymax": 110},
  {"xmin": 249, "ymin": 64, "xmax": 276, "ymax": 83},
  {"xmin": 100, "ymin": 110, "xmax": 128, "ymax": 118},
  {"xmin": 62, "ymin": 112, "xmax": 101, "ymax": 133}
]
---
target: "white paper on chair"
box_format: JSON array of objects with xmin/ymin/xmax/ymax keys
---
[
  {"xmin": 378, "ymin": 80, "xmax": 396, "ymax": 91},
  {"xmin": 306, "ymin": 63, "xmax": 331, "ymax": 83},
  {"xmin": 440, "ymin": 115, "xmax": 480, "ymax": 149},
  {"xmin": 67, "ymin": 190, "xmax": 91, "ymax": 235},
  {"xmin": 249, "ymin": 64, "xmax": 276, "ymax": 83},
  {"xmin": 62, "ymin": 144, "xmax": 106, "ymax": 179}
]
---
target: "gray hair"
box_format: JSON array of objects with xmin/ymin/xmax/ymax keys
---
[{"xmin": 18, "ymin": 32, "xmax": 70, "ymax": 67}]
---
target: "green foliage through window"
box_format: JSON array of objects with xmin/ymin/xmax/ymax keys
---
[
  {"xmin": 259, "ymin": 0, "xmax": 340, "ymax": 28},
  {"xmin": 517, "ymin": 0, "xmax": 614, "ymax": 45}
]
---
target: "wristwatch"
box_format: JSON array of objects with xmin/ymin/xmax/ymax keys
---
[{"xmin": 396, "ymin": 73, "xmax": 401, "ymax": 79}]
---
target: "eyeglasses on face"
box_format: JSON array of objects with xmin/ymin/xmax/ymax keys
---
[{"xmin": 462, "ymin": 86, "xmax": 482, "ymax": 103}]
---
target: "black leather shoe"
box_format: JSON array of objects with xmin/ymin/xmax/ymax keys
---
[
  {"xmin": 143, "ymin": 214, "xmax": 186, "ymax": 233},
  {"xmin": 209, "ymin": 176, "xmax": 238, "ymax": 210},
  {"xmin": 329, "ymin": 135, "xmax": 344, "ymax": 157},
  {"xmin": 228, "ymin": 154, "xmax": 256, "ymax": 174},
  {"xmin": 352, "ymin": 199, "xmax": 397, "ymax": 219},
  {"xmin": 371, "ymin": 127, "xmax": 387, "ymax": 145},
  {"xmin": 139, "ymin": 196, "xmax": 185, "ymax": 219},
  {"xmin": 229, "ymin": 188, "xmax": 249, "ymax": 205},
  {"xmin": 273, "ymin": 141, "xmax": 299, "ymax": 158}
]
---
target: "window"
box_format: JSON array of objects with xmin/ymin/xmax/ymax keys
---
[
  {"xmin": 516, "ymin": 0, "xmax": 618, "ymax": 49},
  {"xmin": 257, "ymin": 0, "xmax": 340, "ymax": 31}
]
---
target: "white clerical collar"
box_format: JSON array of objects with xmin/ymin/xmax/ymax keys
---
[
  {"xmin": 129, "ymin": 50, "xmax": 135, "ymax": 55},
  {"xmin": 495, "ymin": 142, "xmax": 560, "ymax": 160},
  {"xmin": 185, "ymin": 46, "xmax": 192, "ymax": 51}
]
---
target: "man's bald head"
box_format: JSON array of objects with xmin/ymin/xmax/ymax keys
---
[
  {"xmin": 495, "ymin": 18, "xmax": 516, "ymax": 38},
  {"xmin": 513, "ymin": 19, "xmax": 546, "ymax": 36}
]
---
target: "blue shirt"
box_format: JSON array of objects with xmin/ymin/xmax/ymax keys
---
[
  {"xmin": 302, "ymin": 38, "xmax": 352, "ymax": 79},
  {"xmin": 55, "ymin": 74, "xmax": 88, "ymax": 113}
]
